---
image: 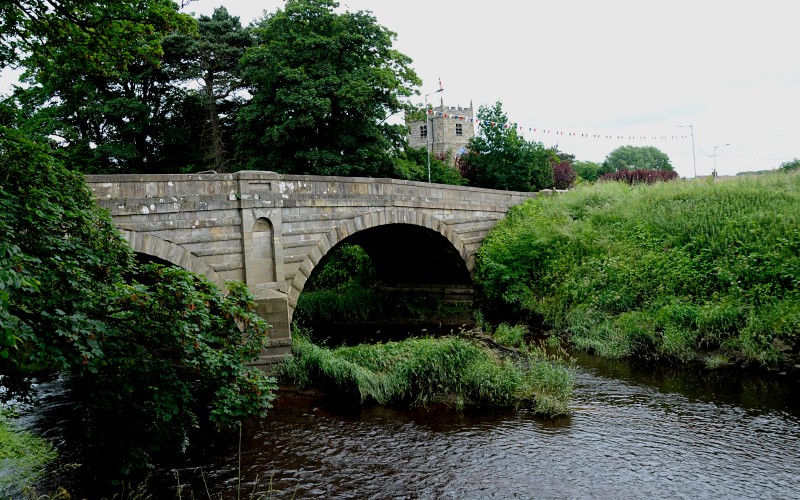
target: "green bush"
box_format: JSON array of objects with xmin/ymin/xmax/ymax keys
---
[
  {"xmin": 475, "ymin": 173, "xmax": 800, "ymax": 367},
  {"xmin": 278, "ymin": 327, "xmax": 573, "ymax": 416},
  {"xmin": 0, "ymin": 125, "xmax": 277, "ymax": 480},
  {"xmin": 492, "ymin": 323, "xmax": 528, "ymax": 349}
]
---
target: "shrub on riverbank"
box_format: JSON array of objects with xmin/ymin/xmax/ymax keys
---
[
  {"xmin": 0, "ymin": 125, "xmax": 277, "ymax": 481},
  {"xmin": 475, "ymin": 173, "xmax": 800, "ymax": 368},
  {"xmin": 278, "ymin": 328, "xmax": 573, "ymax": 416}
]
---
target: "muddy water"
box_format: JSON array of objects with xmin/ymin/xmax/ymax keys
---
[{"xmin": 163, "ymin": 353, "xmax": 800, "ymax": 499}]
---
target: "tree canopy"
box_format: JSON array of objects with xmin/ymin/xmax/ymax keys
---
[
  {"xmin": 603, "ymin": 145, "xmax": 673, "ymax": 172},
  {"xmin": 235, "ymin": 0, "xmax": 420, "ymax": 176},
  {"xmin": 572, "ymin": 161, "xmax": 607, "ymax": 182},
  {"xmin": 779, "ymin": 158, "xmax": 800, "ymax": 172},
  {"xmin": 164, "ymin": 6, "xmax": 251, "ymax": 171},
  {"xmin": 1, "ymin": 0, "xmax": 194, "ymax": 77},
  {"xmin": 461, "ymin": 101, "xmax": 554, "ymax": 191}
]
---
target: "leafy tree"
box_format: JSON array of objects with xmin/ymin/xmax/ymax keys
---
[
  {"xmin": 779, "ymin": 158, "xmax": 800, "ymax": 172},
  {"xmin": 392, "ymin": 147, "xmax": 467, "ymax": 185},
  {"xmin": 550, "ymin": 146, "xmax": 576, "ymax": 164},
  {"xmin": 0, "ymin": 122, "xmax": 276, "ymax": 481},
  {"xmin": 5, "ymin": 0, "xmax": 199, "ymax": 173},
  {"xmin": 1, "ymin": 0, "xmax": 194, "ymax": 78},
  {"xmin": 603, "ymin": 145, "xmax": 673, "ymax": 172},
  {"xmin": 304, "ymin": 243, "xmax": 378, "ymax": 291},
  {"xmin": 235, "ymin": 0, "xmax": 421, "ymax": 176},
  {"xmin": 552, "ymin": 161, "xmax": 577, "ymax": 190},
  {"xmin": 572, "ymin": 160, "xmax": 606, "ymax": 182},
  {"xmin": 164, "ymin": 6, "xmax": 251, "ymax": 171},
  {"xmin": 461, "ymin": 102, "xmax": 553, "ymax": 191}
]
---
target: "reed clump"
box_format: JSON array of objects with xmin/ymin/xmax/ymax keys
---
[
  {"xmin": 278, "ymin": 327, "xmax": 573, "ymax": 417},
  {"xmin": 476, "ymin": 172, "xmax": 800, "ymax": 368},
  {"xmin": 0, "ymin": 413, "xmax": 58, "ymax": 498}
]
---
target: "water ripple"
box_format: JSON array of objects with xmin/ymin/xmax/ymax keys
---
[{"xmin": 167, "ymin": 363, "xmax": 800, "ymax": 499}]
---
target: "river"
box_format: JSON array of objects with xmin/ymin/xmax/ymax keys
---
[
  {"xmin": 14, "ymin": 348, "xmax": 800, "ymax": 498},
  {"xmin": 146, "ymin": 351, "xmax": 800, "ymax": 499}
]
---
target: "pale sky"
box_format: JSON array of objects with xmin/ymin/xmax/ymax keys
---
[{"xmin": 5, "ymin": 0, "xmax": 799, "ymax": 177}]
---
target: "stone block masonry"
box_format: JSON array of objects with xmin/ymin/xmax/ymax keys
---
[{"xmin": 86, "ymin": 171, "xmax": 537, "ymax": 368}]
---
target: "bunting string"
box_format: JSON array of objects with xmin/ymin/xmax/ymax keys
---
[{"xmin": 422, "ymin": 108, "xmax": 691, "ymax": 142}]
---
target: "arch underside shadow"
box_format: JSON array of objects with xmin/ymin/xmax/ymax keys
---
[
  {"xmin": 344, "ymin": 224, "xmax": 471, "ymax": 287},
  {"xmin": 288, "ymin": 209, "xmax": 474, "ymax": 317},
  {"xmin": 120, "ymin": 230, "xmax": 223, "ymax": 286}
]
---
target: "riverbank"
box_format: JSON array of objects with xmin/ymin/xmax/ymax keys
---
[{"xmin": 475, "ymin": 173, "xmax": 800, "ymax": 370}]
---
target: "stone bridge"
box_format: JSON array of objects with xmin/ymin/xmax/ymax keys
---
[{"xmin": 86, "ymin": 172, "xmax": 539, "ymax": 368}]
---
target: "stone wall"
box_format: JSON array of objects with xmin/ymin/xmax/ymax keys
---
[
  {"xmin": 406, "ymin": 102, "xmax": 475, "ymax": 161},
  {"xmin": 86, "ymin": 171, "xmax": 538, "ymax": 367}
]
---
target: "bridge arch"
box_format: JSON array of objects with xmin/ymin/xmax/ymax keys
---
[
  {"xmin": 286, "ymin": 208, "xmax": 472, "ymax": 317},
  {"xmin": 121, "ymin": 230, "xmax": 223, "ymax": 286}
]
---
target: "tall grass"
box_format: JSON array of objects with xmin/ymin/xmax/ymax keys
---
[
  {"xmin": 278, "ymin": 327, "xmax": 573, "ymax": 417},
  {"xmin": 476, "ymin": 172, "xmax": 800, "ymax": 367},
  {"xmin": 0, "ymin": 413, "xmax": 58, "ymax": 498}
]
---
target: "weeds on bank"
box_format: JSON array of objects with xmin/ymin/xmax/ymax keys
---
[
  {"xmin": 0, "ymin": 412, "xmax": 58, "ymax": 499},
  {"xmin": 476, "ymin": 173, "xmax": 800, "ymax": 367},
  {"xmin": 278, "ymin": 325, "xmax": 573, "ymax": 417}
]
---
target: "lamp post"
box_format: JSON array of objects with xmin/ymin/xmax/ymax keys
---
[
  {"xmin": 713, "ymin": 143, "xmax": 730, "ymax": 178},
  {"xmin": 677, "ymin": 125, "xmax": 696, "ymax": 178},
  {"xmin": 424, "ymin": 86, "xmax": 444, "ymax": 183}
]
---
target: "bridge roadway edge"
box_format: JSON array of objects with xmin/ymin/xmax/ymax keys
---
[{"xmin": 85, "ymin": 171, "xmax": 543, "ymax": 370}]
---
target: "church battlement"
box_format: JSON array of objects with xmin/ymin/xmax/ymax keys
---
[{"xmin": 405, "ymin": 100, "xmax": 475, "ymax": 161}]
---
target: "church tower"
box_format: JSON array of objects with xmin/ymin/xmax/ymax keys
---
[{"xmin": 405, "ymin": 100, "xmax": 475, "ymax": 162}]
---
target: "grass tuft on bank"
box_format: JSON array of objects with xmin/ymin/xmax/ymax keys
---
[
  {"xmin": 0, "ymin": 413, "xmax": 58, "ymax": 498},
  {"xmin": 475, "ymin": 173, "xmax": 800, "ymax": 367},
  {"xmin": 278, "ymin": 327, "xmax": 573, "ymax": 417}
]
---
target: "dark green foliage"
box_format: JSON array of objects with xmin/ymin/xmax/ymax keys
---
[
  {"xmin": 779, "ymin": 159, "xmax": 800, "ymax": 172},
  {"xmin": 295, "ymin": 243, "xmax": 470, "ymax": 324},
  {"xmin": 6, "ymin": 1, "xmax": 198, "ymax": 174},
  {"xmin": 304, "ymin": 243, "xmax": 379, "ymax": 291},
  {"xmin": 461, "ymin": 102, "xmax": 553, "ymax": 191},
  {"xmin": 279, "ymin": 328, "xmax": 573, "ymax": 416},
  {"xmin": 475, "ymin": 175, "xmax": 800, "ymax": 367},
  {"xmin": 295, "ymin": 286, "xmax": 385, "ymax": 324},
  {"xmin": 75, "ymin": 268, "xmax": 277, "ymax": 476},
  {"xmin": 392, "ymin": 147, "xmax": 468, "ymax": 185},
  {"xmin": 572, "ymin": 160, "xmax": 606, "ymax": 183},
  {"xmin": 0, "ymin": 125, "xmax": 277, "ymax": 478},
  {"xmin": 235, "ymin": 0, "xmax": 420, "ymax": 176},
  {"xmin": 603, "ymin": 145, "xmax": 674, "ymax": 172},
  {"xmin": 599, "ymin": 169, "xmax": 679, "ymax": 184},
  {"xmin": 1, "ymin": 0, "xmax": 194, "ymax": 77},
  {"xmin": 163, "ymin": 6, "xmax": 251, "ymax": 171}
]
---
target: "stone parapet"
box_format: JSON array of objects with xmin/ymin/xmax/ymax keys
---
[{"xmin": 85, "ymin": 172, "xmax": 538, "ymax": 366}]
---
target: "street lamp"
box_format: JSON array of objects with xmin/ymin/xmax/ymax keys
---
[
  {"xmin": 424, "ymin": 86, "xmax": 444, "ymax": 183},
  {"xmin": 713, "ymin": 143, "xmax": 730, "ymax": 178},
  {"xmin": 677, "ymin": 125, "xmax": 696, "ymax": 178}
]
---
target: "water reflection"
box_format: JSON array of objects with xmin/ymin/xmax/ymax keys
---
[{"xmin": 166, "ymin": 355, "xmax": 800, "ymax": 499}]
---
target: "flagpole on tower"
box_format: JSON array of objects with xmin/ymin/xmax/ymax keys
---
[{"xmin": 424, "ymin": 78, "xmax": 444, "ymax": 183}]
